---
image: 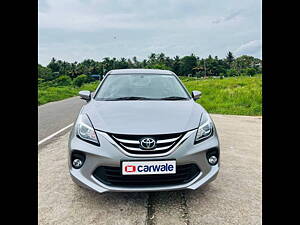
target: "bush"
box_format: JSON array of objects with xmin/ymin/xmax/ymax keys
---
[
  {"xmin": 241, "ymin": 68, "xmax": 256, "ymax": 77},
  {"xmin": 53, "ymin": 75, "xmax": 72, "ymax": 86},
  {"xmin": 38, "ymin": 78, "xmax": 44, "ymax": 84},
  {"xmin": 73, "ymin": 74, "xmax": 88, "ymax": 87},
  {"xmin": 226, "ymin": 69, "xmax": 238, "ymax": 77},
  {"xmin": 38, "ymin": 80, "xmax": 55, "ymax": 88}
]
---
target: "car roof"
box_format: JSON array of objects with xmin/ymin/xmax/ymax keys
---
[{"xmin": 107, "ymin": 69, "xmax": 175, "ymax": 75}]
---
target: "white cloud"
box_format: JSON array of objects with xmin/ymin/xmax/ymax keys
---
[
  {"xmin": 234, "ymin": 40, "xmax": 262, "ymax": 57},
  {"xmin": 212, "ymin": 9, "xmax": 243, "ymax": 24}
]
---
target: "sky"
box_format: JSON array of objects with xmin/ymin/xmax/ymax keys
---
[{"xmin": 38, "ymin": 0, "xmax": 262, "ymax": 66}]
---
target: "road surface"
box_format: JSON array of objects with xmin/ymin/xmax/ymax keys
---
[
  {"xmin": 38, "ymin": 96, "xmax": 86, "ymax": 143},
  {"xmin": 38, "ymin": 114, "xmax": 262, "ymax": 225}
]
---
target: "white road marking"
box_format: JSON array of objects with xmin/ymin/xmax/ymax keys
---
[{"xmin": 38, "ymin": 123, "xmax": 74, "ymax": 146}]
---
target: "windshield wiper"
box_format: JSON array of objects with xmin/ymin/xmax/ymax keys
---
[
  {"xmin": 158, "ymin": 96, "xmax": 189, "ymax": 100},
  {"xmin": 104, "ymin": 96, "xmax": 154, "ymax": 101}
]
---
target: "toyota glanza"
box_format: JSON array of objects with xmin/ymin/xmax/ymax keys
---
[{"xmin": 68, "ymin": 69, "xmax": 220, "ymax": 193}]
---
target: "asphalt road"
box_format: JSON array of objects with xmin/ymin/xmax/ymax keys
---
[
  {"xmin": 38, "ymin": 114, "xmax": 262, "ymax": 225},
  {"xmin": 38, "ymin": 96, "xmax": 86, "ymax": 142}
]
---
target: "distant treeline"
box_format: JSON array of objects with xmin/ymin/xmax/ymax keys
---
[{"xmin": 38, "ymin": 52, "xmax": 262, "ymax": 87}]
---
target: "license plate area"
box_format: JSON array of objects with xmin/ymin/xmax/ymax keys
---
[{"xmin": 121, "ymin": 160, "xmax": 176, "ymax": 175}]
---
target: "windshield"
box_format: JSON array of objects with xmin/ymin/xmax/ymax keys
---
[{"xmin": 94, "ymin": 74, "xmax": 190, "ymax": 101}]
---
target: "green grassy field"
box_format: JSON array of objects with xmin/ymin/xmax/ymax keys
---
[
  {"xmin": 181, "ymin": 75, "xmax": 262, "ymax": 116},
  {"xmin": 38, "ymin": 82, "xmax": 99, "ymax": 105},
  {"xmin": 38, "ymin": 75, "xmax": 262, "ymax": 116}
]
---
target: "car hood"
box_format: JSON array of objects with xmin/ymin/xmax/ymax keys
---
[{"xmin": 82, "ymin": 100, "xmax": 205, "ymax": 135}]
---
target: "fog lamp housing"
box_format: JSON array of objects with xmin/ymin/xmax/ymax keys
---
[
  {"xmin": 71, "ymin": 151, "xmax": 85, "ymax": 169},
  {"xmin": 206, "ymin": 148, "xmax": 219, "ymax": 166}
]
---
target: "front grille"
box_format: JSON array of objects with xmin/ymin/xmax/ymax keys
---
[
  {"xmin": 93, "ymin": 164, "xmax": 200, "ymax": 187},
  {"xmin": 108, "ymin": 132, "xmax": 185, "ymax": 154}
]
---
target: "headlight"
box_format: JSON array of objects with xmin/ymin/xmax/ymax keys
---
[
  {"xmin": 194, "ymin": 112, "xmax": 213, "ymax": 144},
  {"xmin": 76, "ymin": 114, "xmax": 100, "ymax": 146}
]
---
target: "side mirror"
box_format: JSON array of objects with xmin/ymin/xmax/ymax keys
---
[
  {"xmin": 191, "ymin": 90, "xmax": 201, "ymax": 100},
  {"xmin": 79, "ymin": 90, "xmax": 91, "ymax": 101}
]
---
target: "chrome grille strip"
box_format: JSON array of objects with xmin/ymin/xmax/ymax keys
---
[
  {"xmin": 119, "ymin": 143, "xmax": 173, "ymax": 151},
  {"xmin": 157, "ymin": 136, "xmax": 181, "ymax": 144},
  {"xmin": 112, "ymin": 136, "xmax": 139, "ymax": 144},
  {"xmin": 119, "ymin": 143, "xmax": 140, "ymax": 151},
  {"xmin": 155, "ymin": 145, "xmax": 175, "ymax": 151}
]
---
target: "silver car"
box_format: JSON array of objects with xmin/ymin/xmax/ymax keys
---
[{"xmin": 68, "ymin": 69, "xmax": 220, "ymax": 193}]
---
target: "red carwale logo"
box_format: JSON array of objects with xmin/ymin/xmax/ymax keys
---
[{"xmin": 125, "ymin": 165, "xmax": 136, "ymax": 172}]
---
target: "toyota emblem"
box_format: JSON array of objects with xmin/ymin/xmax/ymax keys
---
[{"xmin": 140, "ymin": 137, "xmax": 156, "ymax": 150}]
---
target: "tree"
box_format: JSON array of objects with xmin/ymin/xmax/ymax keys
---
[
  {"xmin": 47, "ymin": 58, "xmax": 60, "ymax": 73},
  {"xmin": 157, "ymin": 53, "xmax": 166, "ymax": 64},
  {"xmin": 145, "ymin": 63, "xmax": 171, "ymax": 70},
  {"xmin": 132, "ymin": 56, "xmax": 140, "ymax": 68},
  {"xmin": 179, "ymin": 54, "xmax": 197, "ymax": 76},
  {"xmin": 38, "ymin": 64, "xmax": 55, "ymax": 81},
  {"xmin": 142, "ymin": 59, "xmax": 147, "ymax": 68},
  {"xmin": 172, "ymin": 56, "xmax": 181, "ymax": 75},
  {"xmin": 226, "ymin": 51, "xmax": 234, "ymax": 65},
  {"xmin": 148, "ymin": 53, "xmax": 157, "ymax": 65},
  {"xmin": 230, "ymin": 55, "xmax": 258, "ymax": 75},
  {"xmin": 102, "ymin": 57, "xmax": 114, "ymax": 72},
  {"xmin": 116, "ymin": 57, "xmax": 129, "ymax": 69}
]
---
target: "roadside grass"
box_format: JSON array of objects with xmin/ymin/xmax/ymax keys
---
[
  {"xmin": 38, "ymin": 82, "xmax": 99, "ymax": 105},
  {"xmin": 38, "ymin": 75, "xmax": 262, "ymax": 116},
  {"xmin": 181, "ymin": 74, "xmax": 262, "ymax": 116}
]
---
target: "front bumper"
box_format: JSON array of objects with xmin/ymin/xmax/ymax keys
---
[{"xmin": 68, "ymin": 128, "xmax": 220, "ymax": 193}]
